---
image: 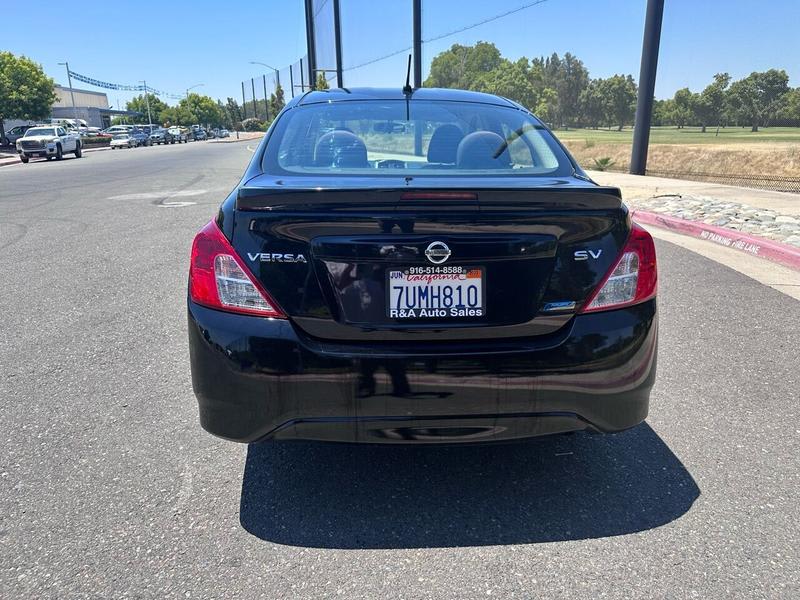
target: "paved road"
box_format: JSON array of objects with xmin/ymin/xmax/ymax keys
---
[{"xmin": 1, "ymin": 143, "xmax": 798, "ymax": 599}]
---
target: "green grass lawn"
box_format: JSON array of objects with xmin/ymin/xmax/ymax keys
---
[{"xmin": 555, "ymin": 126, "xmax": 800, "ymax": 145}]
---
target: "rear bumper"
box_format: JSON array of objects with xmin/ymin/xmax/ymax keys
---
[{"xmin": 188, "ymin": 299, "xmax": 657, "ymax": 443}]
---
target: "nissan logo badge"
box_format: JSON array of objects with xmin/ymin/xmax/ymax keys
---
[{"xmin": 425, "ymin": 241, "xmax": 452, "ymax": 264}]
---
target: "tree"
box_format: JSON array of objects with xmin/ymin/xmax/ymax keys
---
[
  {"xmin": 692, "ymin": 73, "xmax": 730, "ymax": 133},
  {"xmin": 535, "ymin": 88, "xmax": 558, "ymax": 126},
  {"xmin": 126, "ymin": 93, "xmax": 168, "ymax": 125},
  {"xmin": 0, "ymin": 51, "xmax": 56, "ymax": 143},
  {"xmin": 776, "ymin": 87, "xmax": 800, "ymax": 125},
  {"xmin": 600, "ymin": 75, "xmax": 637, "ymax": 130},
  {"xmin": 179, "ymin": 93, "xmax": 225, "ymax": 127},
  {"xmin": 424, "ymin": 42, "xmax": 504, "ymax": 89},
  {"xmin": 579, "ymin": 79, "xmax": 606, "ymax": 129},
  {"xmin": 224, "ymin": 97, "xmax": 243, "ymax": 126},
  {"xmin": 553, "ymin": 52, "xmax": 589, "ymax": 128},
  {"xmin": 652, "ymin": 98, "xmax": 673, "ymax": 126},
  {"xmin": 160, "ymin": 104, "xmax": 196, "ymax": 126},
  {"xmin": 471, "ymin": 58, "xmax": 538, "ymax": 110},
  {"xmin": 272, "ymin": 84, "xmax": 286, "ymax": 114},
  {"xmin": 727, "ymin": 69, "xmax": 790, "ymax": 131},
  {"xmin": 315, "ymin": 73, "xmax": 330, "ymax": 90},
  {"xmin": 669, "ymin": 87, "xmax": 695, "ymax": 128}
]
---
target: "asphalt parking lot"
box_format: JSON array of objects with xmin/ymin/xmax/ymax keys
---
[{"xmin": 1, "ymin": 141, "xmax": 798, "ymax": 598}]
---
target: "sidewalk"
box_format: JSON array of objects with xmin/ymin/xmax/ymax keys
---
[
  {"xmin": 589, "ymin": 170, "xmax": 800, "ymax": 216},
  {"xmin": 589, "ymin": 170, "xmax": 800, "ymax": 248},
  {"xmin": 210, "ymin": 132, "xmax": 265, "ymax": 143}
]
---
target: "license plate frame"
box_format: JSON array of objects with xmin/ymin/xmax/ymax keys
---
[{"xmin": 386, "ymin": 265, "xmax": 486, "ymax": 320}]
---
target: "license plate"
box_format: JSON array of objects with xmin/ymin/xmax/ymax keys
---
[{"xmin": 387, "ymin": 266, "xmax": 485, "ymax": 319}]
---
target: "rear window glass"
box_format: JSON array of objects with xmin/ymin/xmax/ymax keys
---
[{"xmin": 264, "ymin": 99, "xmax": 572, "ymax": 177}]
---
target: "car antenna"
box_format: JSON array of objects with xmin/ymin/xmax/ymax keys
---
[
  {"xmin": 403, "ymin": 54, "xmax": 413, "ymax": 95},
  {"xmin": 403, "ymin": 54, "xmax": 413, "ymax": 120}
]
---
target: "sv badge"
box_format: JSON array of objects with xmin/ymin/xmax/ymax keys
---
[{"xmin": 574, "ymin": 249, "xmax": 603, "ymax": 261}]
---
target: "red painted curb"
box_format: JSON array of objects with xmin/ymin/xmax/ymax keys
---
[{"xmin": 632, "ymin": 209, "xmax": 800, "ymax": 271}]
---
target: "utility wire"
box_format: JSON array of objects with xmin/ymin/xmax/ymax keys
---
[{"xmin": 344, "ymin": 0, "xmax": 550, "ymax": 72}]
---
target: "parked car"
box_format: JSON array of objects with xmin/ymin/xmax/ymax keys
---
[
  {"xmin": 218, "ymin": 129, "xmax": 230, "ymax": 138},
  {"xmin": 149, "ymin": 128, "xmax": 170, "ymax": 144},
  {"xmin": 2, "ymin": 125, "xmax": 33, "ymax": 147},
  {"xmin": 110, "ymin": 133, "xmax": 136, "ymax": 149},
  {"xmin": 207, "ymin": 129, "xmax": 217, "ymax": 139},
  {"xmin": 103, "ymin": 125, "xmax": 134, "ymax": 136},
  {"xmin": 135, "ymin": 124, "xmax": 159, "ymax": 135},
  {"xmin": 16, "ymin": 125, "xmax": 82, "ymax": 163},
  {"xmin": 129, "ymin": 129, "xmax": 151, "ymax": 147},
  {"xmin": 191, "ymin": 128, "xmax": 207, "ymax": 141},
  {"xmin": 167, "ymin": 127, "xmax": 189, "ymax": 143},
  {"xmin": 186, "ymin": 87, "xmax": 659, "ymax": 444}
]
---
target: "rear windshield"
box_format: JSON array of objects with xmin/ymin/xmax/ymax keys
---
[{"xmin": 263, "ymin": 99, "xmax": 574, "ymax": 177}]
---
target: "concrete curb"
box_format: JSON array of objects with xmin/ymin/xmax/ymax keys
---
[
  {"xmin": 632, "ymin": 209, "xmax": 800, "ymax": 271},
  {"xmin": 209, "ymin": 136, "xmax": 264, "ymax": 144}
]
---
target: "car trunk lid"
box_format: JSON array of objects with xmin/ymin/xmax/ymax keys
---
[{"xmin": 231, "ymin": 175, "xmax": 629, "ymax": 341}]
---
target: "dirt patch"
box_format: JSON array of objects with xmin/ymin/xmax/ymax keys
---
[{"xmin": 564, "ymin": 142, "xmax": 800, "ymax": 178}]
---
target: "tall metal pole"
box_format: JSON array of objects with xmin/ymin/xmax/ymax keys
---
[
  {"xmin": 630, "ymin": 0, "xmax": 665, "ymax": 175},
  {"xmin": 59, "ymin": 62, "xmax": 80, "ymax": 129},
  {"xmin": 263, "ymin": 74, "xmax": 270, "ymax": 120},
  {"xmin": 300, "ymin": 58, "xmax": 305, "ymax": 92},
  {"xmin": 289, "ymin": 68, "xmax": 295, "ymax": 98},
  {"xmin": 242, "ymin": 81, "xmax": 247, "ymax": 118},
  {"xmin": 412, "ymin": 0, "xmax": 423, "ymax": 156},
  {"xmin": 140, "ymin": 80, "xmax": 152, "ymax": 127},
  {"xmin": 412, "ymin": 0, "xmax": 422, "ymax": 88},
  {"xmin": 333, "ymin": 0, "xmax": 344, "ymax": 87},
  {"xmin": 304, "ymin": 0, "xmax": 317, "ymax": 89},
  {"xmin": 251, "ymin": 78, "xmax": 257, "ymax": 120}
]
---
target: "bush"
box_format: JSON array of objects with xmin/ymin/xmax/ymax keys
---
[
  {"xmin": 241, "ymin": 118, "xmax": 265, "ymax": 132},
  {"xmin": 592, "ymin": 157, "xmax": 616, "ymax": 171}
]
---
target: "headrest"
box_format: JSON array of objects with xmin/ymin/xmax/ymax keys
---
[
  {"xmin": 427, "ymin": 124, "xmax": 464, "ymax": 164},
  {"xmin": 314, "ymin": 130, "xmax": 369, "ymax": 168},
  {"xmin": 456, "ymin": 131, "xmax": 511, "ymax": 170}
]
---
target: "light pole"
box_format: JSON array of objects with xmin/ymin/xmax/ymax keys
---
[
  {"xmin": 249, "ymin": 61, "xmax": 280, "ymax": 88},
  {"xmin": 186, "ymin": 83, "xmax": 204, "ymax": 98},
  {"xmin": 57, "ymin": 62, "xmax": 80, "ymax": 129},
  {"xmin": 139, "ymin": 80, "xmax": 152, "ymax": 128},
  {"xmin": 250, "ymin": 61, "xmax": 281, "ymax": 121}
]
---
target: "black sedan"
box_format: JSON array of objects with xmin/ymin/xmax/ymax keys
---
[{"xmin": 187, "ymin": 88, "xmax": 658, "ymax": 444}]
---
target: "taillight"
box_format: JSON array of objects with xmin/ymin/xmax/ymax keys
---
[
  {"xmin": 189, "ymin": 220, "xmax": 285, "ymax": 318},
  {"xmin": 579, "ymin": 223, "xmax": 657, "ymax": 313}
]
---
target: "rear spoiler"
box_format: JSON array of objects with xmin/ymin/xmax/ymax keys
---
[{"xmin": 236, "ymin": 185, "xmax": 624, "ymax": 212}]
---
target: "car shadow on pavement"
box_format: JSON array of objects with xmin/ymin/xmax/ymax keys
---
[{"xmin": 239, "ymin": 423, "xmax": 699, "ymax": 549}]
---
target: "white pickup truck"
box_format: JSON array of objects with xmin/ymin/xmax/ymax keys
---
[{"xmin": 16, "ymin": 125, "xmax": 82, "ymax": 163}]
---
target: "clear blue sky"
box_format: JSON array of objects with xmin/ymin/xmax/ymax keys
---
[{"xmin": 4, "ymin": 0, "xmax": 798, "ymax": 108}]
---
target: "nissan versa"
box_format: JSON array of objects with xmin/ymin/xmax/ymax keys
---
[{"xmin": 187, "ymin": 88, "xmax": 658, "ymax": 444}]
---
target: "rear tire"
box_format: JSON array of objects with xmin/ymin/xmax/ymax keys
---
[
  {"xmin": 74, "ymin": 142, "xmax": 82, "ymax": 158},
  {"xmin": 55, "ymin": 144, "xmax": 63, "ymax": 160}
]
